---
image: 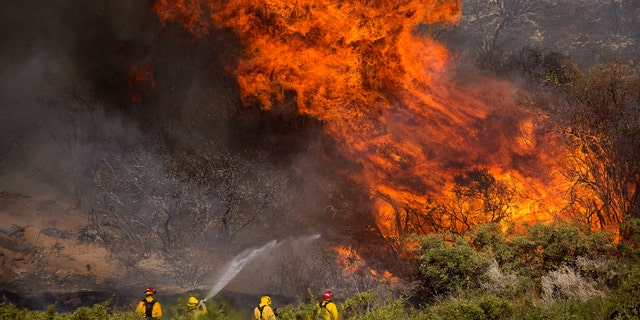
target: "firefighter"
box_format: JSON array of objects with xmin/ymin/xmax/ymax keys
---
[
  {"xmin": 316, "ymin": 290, "xmax": 338, "ymax": 320},
  {"xmin": 187, "ymin": 296, "xmax": 208, "ymax": 319},
  {"xmin": 254, "ymin": 295, "xmax": 277, "ymax": 320},
  {"xmin": 136, "ymin": 287, "xmax": 162, "ymax": 319}
]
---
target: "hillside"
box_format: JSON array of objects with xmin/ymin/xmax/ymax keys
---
[{"xmin": 0, "ymin": 191, "xmax": 122, "ymax": 310}]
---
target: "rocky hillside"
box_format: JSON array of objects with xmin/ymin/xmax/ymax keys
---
[{"xmin": 451, "ymin": 0, "xmax": 640, "ymax": 66}]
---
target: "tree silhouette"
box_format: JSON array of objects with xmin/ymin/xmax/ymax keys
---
[
  {"xmin": 542, "ymin": 59, "xmax": 640, "ymax": 232},
  {"xmin": 448, "ymin": 168, "xmax": 516, "ymax": 233},
  {"xmin": 90, "ymin": 145, "xmax": 297, "ymax": 287}
]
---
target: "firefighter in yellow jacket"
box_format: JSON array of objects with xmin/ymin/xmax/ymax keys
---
[
  {"xmin": 254, "ymin": 295, "xmax": 276, "ymax": 320},
  {"xmin": 317, "ymin": 290, "xmax": 338, "ymax": 320},
  {"xmin": 136, "ymin": 287, "xmax": 162, "ymax": 319},
  {"xmin": 187, "ymin": 296, "xmax": 208, "ymax": 319}
]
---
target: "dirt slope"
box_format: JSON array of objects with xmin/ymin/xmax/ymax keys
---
[{"xmin": 0, "ymin": 190, "xmax": 120, "ymax": 308}]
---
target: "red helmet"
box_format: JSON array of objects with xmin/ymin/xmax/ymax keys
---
[
  {"xmin": 145, "ymin": 287, "xmax": 156, "ymax": 295},
  {"xmin": 322, "ymin": 290, "xmax": 333, "ymax": 301}
]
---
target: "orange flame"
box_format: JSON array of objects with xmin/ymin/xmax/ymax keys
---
[
  {"xmin": 370, "ymin": 269, "xmax": 399, "ymax": 284},
  {"xmin": 127, "ymin": 64, "xmax": 155, "ymax": 103},
  {"xmin": 334, "ymin": 245, "xmax": 363, "ymax": 276},
  {"xmin": 335, "ymin": 245, "xmax": 400, "ymax": 283},
  {"xmin": 153, "ymin": 0, "xmax": 572, "ymax": 250}
]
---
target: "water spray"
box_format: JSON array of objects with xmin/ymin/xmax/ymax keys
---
[
  {"xmin": 205, "ymin": 240, "xmax": 277, "ymax": 300},
  {"xmin": 204, "ymin": 234, "xmax": 320, "ymax": 300}
]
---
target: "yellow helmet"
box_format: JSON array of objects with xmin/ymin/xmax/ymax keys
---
[
  {"xmin": 187, "ymin": 296, "xmax": 199, "ymax": 308},
  {"xmin": 260, "ymin": 295, "xmax": 272, "ymax": 306}
]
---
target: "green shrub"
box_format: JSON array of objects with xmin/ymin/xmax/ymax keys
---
[
  {"xmin": 271, "ymin": 302, "xmax": 316, "ymax": 320},
  {"xmin": 432, "ymin": 298, "xmax": 486, "ymax": 320},
  {"xmin": 520, "ymin": 298, "xmax": 608, "ymax": 320},
  {"xmin": 272, "ymin": 301, "xmax": 320, "ymax": 320},
  {"xmin": 604, "ymin": 263, "xmax": 640, "ymax": 319},
  {"xmin": 341, "ymin": 290, "xmax": 380, "ymax": 316},
  {"xmin": 414, "ymin": 233, "xmax": 492, "ymax": 301},
  {"xmin": 427, "ymin": 294, "xmax": 608, "ymax": 320},
  {"xmin": 476, "ymin": 294, "xmax": 513, "ymax": 320},
  {"xmin": 169, "ymin": 296, "xmax": 244, "ymax": 320},
  {"xmin": 0, "ymin": 300, "xmax": 141, "ymax": 320},
  {"xmin": 619, "ymin": 217, "xmax": 640, "ymax": 260},
  {"xmin": 0, "ymin": 284, "xmax": 628, "ymax": 320},
  {"xmin": 345, "ymin": 298, "xmax": 404, "ymax": 320},
  {"xmin": 466, "ymin": 222, "xmax": 505, "ymax": 252},
  {"xmin": 428, "ymin": 293, "xmax": 512, "ymax": 320},
  {"xmin": 495, "ymin": 222, "xmax": 615, "ymax": 279},
  {"xmin": 0, "ymin": 299, "xmax": 32, "ymax": 320}
]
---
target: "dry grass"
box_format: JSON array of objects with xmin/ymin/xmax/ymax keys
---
[
  {"xmin": 481, "ymin": 259, "xmax": 520, "ymax": 295},
  {"xmin": 541, "ymin": 266, "xmax": 603, "ymax": 304}
]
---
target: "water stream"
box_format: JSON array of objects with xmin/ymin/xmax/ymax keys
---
[{"xmin": 205, "ymin": 234, "xmax": 320, "ymax": 300}]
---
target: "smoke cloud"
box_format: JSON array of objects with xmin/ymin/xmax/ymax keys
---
[{"xmin": 0, "ymin": 1, "xmax": 350, "ymax": 302}]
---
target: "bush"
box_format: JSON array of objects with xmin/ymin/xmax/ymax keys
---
[
  {"xmin": 428, "ymin": 293, "xmax": 513, "ymax": 320},
  {"xmin": 0, "ymin": 284, "xmax": 625, "ymax": 320},
  {"xmin": 604, "ymin": 263, "xmax": 640, "ymax": 319},
  {"xmin": 271, "ymin": 302, "xmax": 317, "ymax": 320},
  {"xmin": 495, "ymin": 222, "xmax": 615, "ymax": 278},
  {"xmin": 0, "ymin": 299, "xmax": 31, "ymax": 320},
  {"xmin": 432, "ymin": 298, "xmax": 487, "ymax": 320},
  {"xmin": 0, "ymin": 300, "xmax": 140, "ymax": 320},
  {"xmin": 344, "ymin": 298, "xmax": 404, "ymax": 320},
  {"xmin": 169, "ymin": 296, "xmax": 244, "ymax": 320},
  {"xmin": 466, "ymin": 223, "xmax": 504, "ymax": 252},
  {"xmin": 414, "ymin": 233, "xmax": 492, "ymax": 301},
  {"xmin": 619, "ymin": 217, "xmax": 640, "ymax": 260},
  {"xmin": 477, "ymin": 294, "xmax": 513, "ymax": 320},
  {"xmin": 341, "ymin": 290, "xmax": 380, "ymax": 316}
]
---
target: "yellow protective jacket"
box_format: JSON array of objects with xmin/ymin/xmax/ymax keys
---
[
  {"xmin": 317, "ymin": 300, "xmax": 338, "ymax": 320},
  {"xmin": 189, "ymin": 305, "xmax": 207, "ymax": 319},
  {"xmin": 136, "ymin": 296, "xmax": 162, "ymax": 319},
  {"xmin": 254, "ymin": 296, "xmax": 276, "ymax": 320}
]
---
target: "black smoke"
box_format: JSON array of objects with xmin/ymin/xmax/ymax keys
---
[
  {"xmin": 0, "ymin": 1, "xmax": 376, "ymax": 310},
  {"xmin": 0, "ymin": 0, "xmax": 334, "ymax": 209}
]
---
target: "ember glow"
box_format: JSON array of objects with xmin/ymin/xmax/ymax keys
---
[
  {"xmin": 153, "ymin": 0, "xmax": 570, "ymax": 246},
  {"xmin": 334, "ymin": 245, "xmax": 363, "ymax": 276},
  {"xmin": 335, "ymin": 245, "xmax": 399, "ymax": 283},
  {"xmin": 127, "ymin": 63, "xmax": 155, "ymax": 103}
]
